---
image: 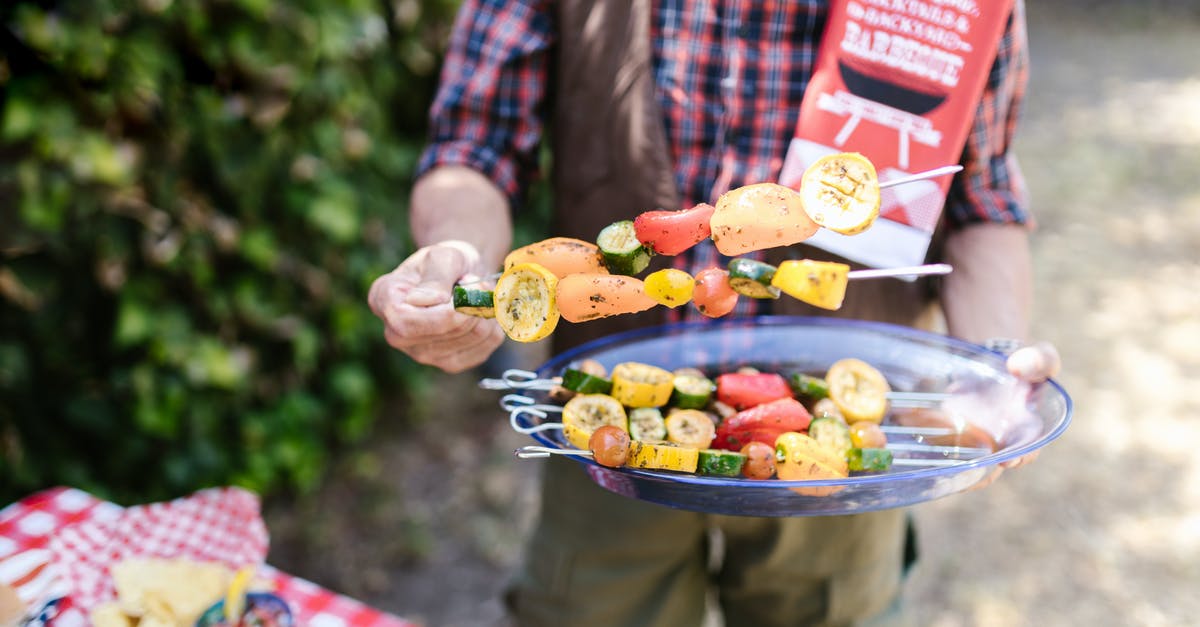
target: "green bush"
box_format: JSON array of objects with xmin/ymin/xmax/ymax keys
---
[{"xmin": 0, "ymin": 0, "xmax": 463, "ymax": 503}]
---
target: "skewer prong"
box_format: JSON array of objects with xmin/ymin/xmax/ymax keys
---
[
  {"xmin": 848, "ymin": 263, "xmax": 952, "ymax": 280},
  {"xmin": 885, "ymin": 442, "xmax": 993, "ymax": 456},
  {"xmin": 878, "ymin": 165, "xmax": 963, "ymax": 189},
  {"xmin": 515, "ymin": 446, "xmax": 591, "ymax": 459},
  {"xmin": 879, "ymin": 425, "xmax": 957, "ymax": 436}
]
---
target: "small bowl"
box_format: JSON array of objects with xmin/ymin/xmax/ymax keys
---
[{"xmin": 195, "ymin": 592, "xmax": 293, "ymax": 627}]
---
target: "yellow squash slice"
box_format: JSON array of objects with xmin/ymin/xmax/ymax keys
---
[
  {"xmin": 825, "ymin": 358, "xmax": 891, "ymax": 424},
  {"xmin": 610, "ymin": 362, "xmax": 675, "ymax": 408},
  {"xmin": 562, "ymin": 394, "xmax": 628, "ymax": 451},
  {"xmin": 627, "ymin": 440, "xmax": 700, "ymax": 473},
  {"xmin": 664, "ymin": 409, "xmax": 716, "ymax": 449},
  {"xmin": 800, "ymin": 152, "xmax": 881, "ymax": 235},
  {"xmin": 494, "ymin": 262, "xmax": 560, "ymax": 342}
]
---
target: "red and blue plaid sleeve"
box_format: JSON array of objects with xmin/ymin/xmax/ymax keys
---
[
  {"xmin": 416, "ymin": 0, "xmax": 554, "ymax": 206},
  {"xmin": 944, "ymin": 0, "xmax": 1032, "ymax": 229}
]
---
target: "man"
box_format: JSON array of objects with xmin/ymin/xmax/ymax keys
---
[{"xmin": 369, "ymin": 1, "xmax": 1058, "ymax": 624}]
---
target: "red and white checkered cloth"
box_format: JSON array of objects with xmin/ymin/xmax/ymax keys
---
[
  {"xmin": 50, "ymin": 486, "xmax": 268, "ymax": 612},
  {"xmin": 0, "ymin": 487, "xmax": 419, "ymax": 627}
]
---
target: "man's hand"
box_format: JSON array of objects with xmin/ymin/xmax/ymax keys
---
[
  {"xmin": 965, "ymin": 341, "xmax": 1062, "ymax": 490},
  {"xmin": 1005, "ymin": 341, "xmax": 1061, "ymax": 384},
  {"xmin": 368, "ymin": 240, "xmax": 505, "ymax": 373}
]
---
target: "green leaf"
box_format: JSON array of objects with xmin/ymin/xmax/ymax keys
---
[
  {"xmin": 307, "ymin": 181, "xmax": 360, "ymax": 243},
  {"xmin": 0, "ymin": 0, "xmax": 465, "ymax": 506},
  {"xmin": 2, "ymin": 97, "xmax": 38, "ymax": 141},
  {"xmin": 184, "ymin": 338, "xmax": 252, "ymax": 389},
  {"xmin": 293, "ymin": 324, "xmax": 320, "ymax": 375},
  {"xmin": 240, "ymin": 228, "xmax": 280, "ymax": 268},
  {"xmin": 0, "ymin": 343, "xmax": 31, "ymax": 388},
  {"xmin": 114, "ymin": 296, "xmax": 155, "ymax": 348}
]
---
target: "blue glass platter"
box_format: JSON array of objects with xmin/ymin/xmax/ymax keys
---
[{"xmin": 509, "ymin": 316, "xmax": 1072, "ymax": 517}]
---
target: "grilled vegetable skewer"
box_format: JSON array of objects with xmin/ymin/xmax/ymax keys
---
[{"xmin": 454, "ymin": 152, "xmax": 963, "ymax": 340}]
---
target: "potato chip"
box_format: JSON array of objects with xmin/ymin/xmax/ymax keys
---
[
  {"xmin": 139, "ymin": 614, "xmax": 180, "ymax": 627},
  {"xmin": 90, "ymin": 602, "xmax": 134, "ymax": 627},
  {"xmin": 111, "ymin": 558, "xmax": 233, "ymax": 625}
]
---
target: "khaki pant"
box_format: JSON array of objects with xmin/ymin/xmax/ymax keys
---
[{"xmin": 508, "ymin": 457, "xmax": 912, "ymax": 627}]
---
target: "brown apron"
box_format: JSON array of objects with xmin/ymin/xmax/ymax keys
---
[{"xmin": 508, "ymin": 3, "xmax": 935, "ymax": 625}]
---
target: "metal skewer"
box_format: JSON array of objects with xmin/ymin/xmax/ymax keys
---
[
  {"xmin": 462, "ymin": 168, "xmax": 961, "ymax": 290},
  {"xmin": 480, "ymin": 369, "xmax": 562, "ymax": 392},
  {"xmin": 848, "ymin": 263, "xmax": 952, "ymax": 280},
  {"xmin": 515, "ymin": 446, "xmax": 592, "ymax": 459},
  {"xmin": 487, "ymin": 370, "xmax": 952, "ymax": 409},
  {"xmin": 471, "ymin": 262, "xmax": 951, "ymax": 289},
  {"xmin": 492, "ymin": 368, "xmax": 1000, "ymax": 471},
  {"xmin": 878, "ymin": 165, "xmax": 963, "ymax": 189}
]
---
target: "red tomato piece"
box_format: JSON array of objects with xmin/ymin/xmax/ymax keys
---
[
  {"xmin": 633, "ymin": 203, "xmax": 716, "ymax": 256},
  {"xmin": 715, "ymin": 372, "xmax": 793, "ymax": 410},
  {"xmin": 712, "ymin": 397, "xmax": 813, "ymax": 451},
  {"xmin": 692, "ymin": 267, "xmax": 738, "ymax": 318}
]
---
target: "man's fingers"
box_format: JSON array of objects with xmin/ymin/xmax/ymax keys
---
[
  {"xmin": 968, "ymin": 467, "xmax": 1004, "ymax": 491},
  {"xmin": 381, "ymin": 303, "xmax": 493, "ymax": 346},
  {"xmin": 1006, "ymin": 341, "xmax": 1062, "ymax": 383},
  {"xmin": 1000, "ymin": 450, "xmax": 1040, "ymax": 470},
  {"xmin": 367, "ymin": 241, "xmax": 505, "ymax": 373},
  {"xmin": 408, "ymin": 244, "xmax": 475, "ymax": 307},
  {"xmin": 384, "ymin": 318, "xmax": 504, "ymax": 372},
  {"xmin": 368, "ymin": 265, "xmax": 419, "ymax": 319}
]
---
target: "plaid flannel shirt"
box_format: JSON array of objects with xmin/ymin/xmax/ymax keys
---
[{"xmin": 418, "ymin": 0, "xmax": 1031, "ymax": 316}]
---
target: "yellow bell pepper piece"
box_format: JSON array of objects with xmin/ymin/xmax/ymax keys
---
[
  {"xmin": 771, "ymin": 259, "xmax": 850, "ymax": 311},
  {"xmin": 774, "ymin": 431, "xmax": 849, "ymax": 496}
]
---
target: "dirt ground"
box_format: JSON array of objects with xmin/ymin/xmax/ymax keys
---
[{"xmin": 263, "ymin": 4, "xmax": 1200, "ymax": 626}]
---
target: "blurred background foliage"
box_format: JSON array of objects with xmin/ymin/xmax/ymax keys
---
[{"xmin": 0, "ymin": 0, "xmax": 497, "ymax": 504}]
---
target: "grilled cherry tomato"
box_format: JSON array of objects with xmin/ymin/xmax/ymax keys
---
[
  {"xmin": 589, "ymin": 425, "xmax": 631, "ymax": 468},
  {"xmin": 691, "ymin": 267, "xmax": 739, "ymax": 318},
  {"xmin": 633, "ymin": 203, "xmax": 716, "ymax": 255},
  {"xmin": 848, "ymin": 421, "xmax": 888, "ymax": 449},
  {"xmin": 643, "ymin": 268, "xmax": 695, "ymax": 308},
  {"xmin": 740, "ymin": 441, "xmax": 776, "ymax": 479},
  {"xmin": 712, "ymin": 397, "xmax": 812, "ymax": 451},
  {"xmin": 715, "ymin": 372, "xmax": 793, "ymax": 410}
]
